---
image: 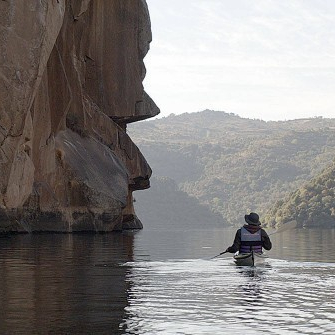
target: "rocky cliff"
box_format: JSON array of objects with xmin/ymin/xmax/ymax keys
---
[{"xmin": 0, "ymin": 0, "xmax": 159, "ymax": 232}]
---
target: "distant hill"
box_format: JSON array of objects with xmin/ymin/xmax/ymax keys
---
[
  {"xmin": 134, "ymin": 176, "xmax": 223, "ymax": 229},
  {"xmin": 264, "ymin": 161, "xmax": 335, "ymax": 227},
  {"xmin": 129, "ymin": 110, "xmax": 335, "ymax": 226}
]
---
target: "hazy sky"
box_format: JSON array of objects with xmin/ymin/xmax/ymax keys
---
[{"xmin": 143, "ymin": 0, "xmax": 335, "ymax": 121}]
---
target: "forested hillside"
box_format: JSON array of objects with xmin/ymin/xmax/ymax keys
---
[
  {"xmin": 263, "ymin": 162, "xmax": 335, "ymax": 227},
  {"xmin": 134, "ymin": 176, "xmax": 223, "ymax": 229},
  {"xmin": 129, "ymin": 110, "xmax": 335, "ymax": 226}
]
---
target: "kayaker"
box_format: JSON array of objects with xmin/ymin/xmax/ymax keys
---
[{"xmin": 225, "ymin": 212, "xmax": 272, "ymax": 254}]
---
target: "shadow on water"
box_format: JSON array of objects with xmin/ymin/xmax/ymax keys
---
[
  {"xmin": 0, "ymin": 232, "xmax": 139, "ymax": 335},
  {"xmin": 236, "ymin": 265, "xmax": 269, "ymax": 299},
  {"xmin": 233, "ymin": 264, "xmax": 273, "ymax": 328}
]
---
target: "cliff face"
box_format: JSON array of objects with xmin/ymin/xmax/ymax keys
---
[{"xmin": 0, "ymin": 0, "xmax": 159, "ymax": 232}]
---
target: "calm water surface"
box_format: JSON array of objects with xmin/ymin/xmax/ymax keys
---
[{"xmin": 0, "ymin": 227, "xmax": 335, "ymax": 334}]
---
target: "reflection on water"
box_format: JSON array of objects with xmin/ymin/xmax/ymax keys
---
[
  {"xmin": 0, "ymin": 234, "xmax": 134, "ymax": 334},
  {"xmin": 0, "ymin": 228, "xmax": 335, "ymax": 334},
  {"xmin": 272, "ymin": 228, "xmax": 335, "ymax": 262}
]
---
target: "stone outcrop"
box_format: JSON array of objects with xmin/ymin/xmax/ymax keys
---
[{"xmin": 0, "ymin": 0, "xmax": 159, "ymax": 232}]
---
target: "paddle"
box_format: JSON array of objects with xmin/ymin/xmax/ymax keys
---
[
  {"xmin": 267, "ymin": 220, "xmax": 297, "ymax": 236},
  {"xmin": 210, "ymin": 250, "xmax": 228, "ymax": 259}
]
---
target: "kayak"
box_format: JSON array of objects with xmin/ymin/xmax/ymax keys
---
[{"xmin": 234, "ymin": 251, "xmax": 268, "ymax": 266}]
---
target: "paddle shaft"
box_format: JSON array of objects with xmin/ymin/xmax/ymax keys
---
[{"xmin": 211, "ymin": 250, "xmax": 228, "ymax": 259}]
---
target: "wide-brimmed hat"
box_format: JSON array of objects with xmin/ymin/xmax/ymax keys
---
[{"xmin": 244, "ymin": 212, "xmax": 261, "ymax": 225}]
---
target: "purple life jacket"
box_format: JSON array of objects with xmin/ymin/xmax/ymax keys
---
[{"xmin": 240, "ymin": 227, "xmax": 262, "ymax": 253}]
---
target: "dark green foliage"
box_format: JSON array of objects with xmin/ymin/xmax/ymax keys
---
[
  {"xmin": 129, "ymin": 110, "xmax": 335, "ymax": 226},
  {"xmin": 264, "ymin": 162, "xmax": 335, "ymax": 227}
]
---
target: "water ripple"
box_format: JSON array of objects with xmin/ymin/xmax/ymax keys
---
[{"xmin": 121, "ymin": 259, "xmax": 335, "ymax": 334}]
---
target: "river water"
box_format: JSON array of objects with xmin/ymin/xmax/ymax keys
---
[{"xmin": 0, "ymin": 227, "xmax": 335, "ymax": 334}]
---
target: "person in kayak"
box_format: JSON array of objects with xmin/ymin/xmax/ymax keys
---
[{"xmin": 225, "ymin": 212, "xmax": 272, "ymax": 254}]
